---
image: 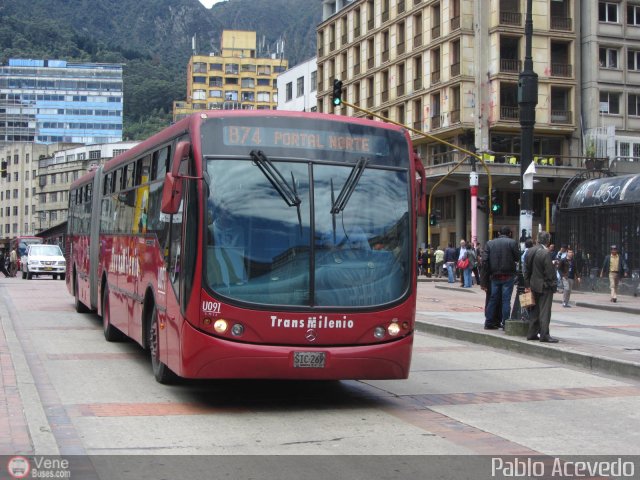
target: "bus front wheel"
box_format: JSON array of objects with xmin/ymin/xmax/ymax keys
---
[
  {"xmin": 148, "ymin": 305, "xmax": 178, "ymax": 384},
  {"xmin": 74, "ymin": 273, "xmax": 89, "ymax": 313},
  {"xmin": 102, "ymin": 284, "xmax": 125, "ymax": 342}
]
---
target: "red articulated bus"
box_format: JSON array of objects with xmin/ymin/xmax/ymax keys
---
[{"xmin": 66, "ymin": 110, "xmax": 426, "ymax": 383}]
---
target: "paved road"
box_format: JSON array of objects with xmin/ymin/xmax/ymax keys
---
[{"xmin": 1, "ymin": 276, "xmax": 639, "ymax": 478}]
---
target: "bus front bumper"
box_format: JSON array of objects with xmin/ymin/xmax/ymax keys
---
[{"xmin": 178, "ymin": 322, "xmax": 414, "ymax": 380}]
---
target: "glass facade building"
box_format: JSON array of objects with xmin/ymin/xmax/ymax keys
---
[{"xmin": 0, "ymin": 59, "xmax": 123, "ymax": 144}]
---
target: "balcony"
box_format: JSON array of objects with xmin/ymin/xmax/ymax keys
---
[
  {"xmin": 354, "ymin": 26, "xmax": 361, "ymax": 38},
  {"xmin": 341, "ymin": 34, "xmax": 348, "ymax": 45},
  {"xmin": 500, "ymin": 58, "xmax": 522, "ymax": 74},
  {"xmin": 354, "ymin": 62, "xmax": 361, "ymax": 75},
  {"xmin": 367, "ymin": 96, "xmax": 374, "ymax": 107},
  {"xmin": 500, "ymin": 106, "xmax": 519, "ymax": 120},
  {"xmin": 450, "ymin": 109, "xmax": 460, "ymax": 124},
  {"xmin": 397, "ymin": 41, "xmax": 405, "ymax": 55},
  {"xmin": 450, "ymin": 16, "xmax": 460, "ymax": 31},
  {"xmin": 431, "ymin": 70, "xmax": 441, "ymax": 85},
  {"xmin": 414, "ymin": 78, "xmax": 423, "ymax": 90},
  {"xmin": 381, "ymin": 90, "xmax": 389, "ymax": 102},
  {"xmin": 398, "ymin": 1, "xmax": 405, "ymax": 13},
  {"xmin": 413, "ymin": 120, "xmax": 423, "ymax": 131},
  {"xmin": 382, "ymin": 50, "xmax": 389, "ymax": 62},
  {"xmin": 329, "ymin": 41, "xmax": 335, "ymax": 51},
  {"xmin": 431, "ymin": 114, "xmax": 441, "ymax": 129},
  {"xmin": 414, "ymin": 33, "xmax": 422, "ymax": 48},
  {"xmin": 431, "ymin": 24, "xmax": 441, "ymax": 39},
  {"xmin": 550, "ymin": 109, "xmax": 573, "ymax": 124},
  {"xmin": 397, "ymin": 84, "xmax": 405, "ymax": 96},
  {"xmin": 551, "ymin": 17, "xmax": 572, "ymax": 31},
  {"xmin": 318, "ymin": 46, "xmax": 324, "ymax": 57},
  {"xmin": 382, "ymin": 10, "xmax": 389, "ymax": 22},
  {"xmin": 368, "ymin": 18, "xmax": 374, "ymax": 30},
  {"xmin": 551, "ymin": 63, "xmax": 573, "ymax": 77},
  {"xmin": 368, "ymin": 57, "xmax": 375, "ymax": 69},
  {"xmin": 341, "ymin": 70, "xmax": 347, "ymax": 80},
  {"xmin": 450, "ymin": 62, "xmax": 460, "ymax": 77},
  {"xmin": 500, "ymin": 11, "xmax": 522, "ymax": 26}
]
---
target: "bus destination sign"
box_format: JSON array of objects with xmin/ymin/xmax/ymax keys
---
[{"xmin": 223, "ymin": 126, "xmax": 377, "ymax": 154}]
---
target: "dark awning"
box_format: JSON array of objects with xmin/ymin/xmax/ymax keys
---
[{"xmin": 567, "ymin": 173, "xmax": 640, "ymax": 208}]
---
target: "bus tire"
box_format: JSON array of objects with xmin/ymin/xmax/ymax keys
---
[
  {"xmin": 74, "ymin": 272, "xmax": 90, "ymax": 313},
  {"xmin": 102, "ymin": 284, "xmax": 125, "ymax": 342},
  {"xmin": 148, "ymin": 305, "xmax": 178, "ymax": 384}
]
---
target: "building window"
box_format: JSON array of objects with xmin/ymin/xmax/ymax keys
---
[
  {"xmin": 13, "ymin": 189, "xmax": 18, "ymax": 199},
  {"xmin": 210, "ymin": 63, "xmax": 223, "ymax": 71},
  {"xmin": 24, "ymin": 206, "xmax": 28, "ymax": 215},
  {"xmin": 241, "ymin": 78, "xmax": 255, "ymax": 88},
  {"xmin": 257, "ymin": 92, "xmax": 270, "ymax": 102},
  {"xmin": 628, "ymin": 50, "xmax": 640, "ymax": 70},
  {"xmin": 628, "ymin": 4, "xmax": 640, "ymax": 25},
  {"xmin": 25, "ymin": 188, "xmax": 29, "ymax": 198},
  {"xmin": 286, "ymin": 82, "xmax": 293, "ymax": 101},
  {"xmin": 628, "ymin": 94, "xmax": 640, "ymax": 116},
  {"xmin": 599, "ymin": 47, "xmax": 619, "ymax": 68},
  {"xmin": 13, "ymin": 154, "xmax": 18, "ymax": 164},
  {"xmin": 89, "ymin": 150, "xmax": 100, "ymax": 159},
  {"xmin": 296, "ymin": 77, "xmax": 304, "ymax": 97},
  {"xmin": 311, "ymin": 71, "xmax": 317, "ymax": 92},
  {"xmin": 599, "ymin": 2, "xmax": 619, "ymax": 23},
  {"xmin": 13, "ymin": 206, "xmax": 18, "ymax": 216},
  {"xmin": 192, "ymin": 76, "xmax": 206, "ymax": 84},
  {"xmin": 13, "ymin": 172, "xmax": 18, "ymax": 181},
  {"xmin": 225, "ymin": 64, "xmax": 239, "ymax": 75},
  {"xmin": 193, "ymin": 62, "xmax": 207, "ymax": 73},
  {"xmin": 600, "ymin": 91, "xmax": 621, "ymax": 114}
]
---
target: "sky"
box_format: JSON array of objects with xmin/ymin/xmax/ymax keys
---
[{"xmin": 198, "ymin": 0, "xmax": 227, "ymax": 7}]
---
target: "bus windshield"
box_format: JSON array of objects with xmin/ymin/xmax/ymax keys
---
[{"xmin": 202, "ymin": 119, "xmax": 411, "ymax": 308}]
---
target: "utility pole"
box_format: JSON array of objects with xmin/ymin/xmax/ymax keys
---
[
  {"xmin": 518, "ymin": 0, "xmax": 538, "ymax": 242},
  {"xmin": 469, "ymin": 158, "xmax": 478, "ymax": 246}
]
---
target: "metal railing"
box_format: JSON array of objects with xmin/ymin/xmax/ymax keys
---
[
  {"xmin": 551, "ymin": 63, "xmax": 573, "ymax": 77},
  {"xmin": 500, "ymin": 58, "xmax": 522, "ymax": 73},
  {"xmin": 500, "ymin": 106, "xmax": 520, "ymax": 120},
  {"xmin": 500, "ymin": 11, "xmax": 522, "ymax": 26},
  {"xmin": 550, "ymin": 17, "xmax": 572, "ymax": 30}
]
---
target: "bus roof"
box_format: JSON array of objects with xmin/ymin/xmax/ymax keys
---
[{"xmin": 71, "ymin": 111, "xmax": 409, "ymax": 190}]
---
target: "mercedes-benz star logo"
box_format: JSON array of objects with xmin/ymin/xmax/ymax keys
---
[{"xmin": 305, "ymin": 329, "xmax": 317, "ymax": 342}]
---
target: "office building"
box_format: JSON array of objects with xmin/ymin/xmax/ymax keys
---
[
  {"xmin": 0, "ymin": 58, "xmax": 123, "ymax": 145},
  {"xmin": 277, "ymin": 57, "xmax": 319, "ymax": 111},
  {"xmin": 173, "ymin": 30, "xmax": 288, "ymax": 121}
]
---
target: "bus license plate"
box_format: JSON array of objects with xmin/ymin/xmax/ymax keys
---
[{"xmin": 293, "ymin": 351, "xmax": 325, "ymax": 368}]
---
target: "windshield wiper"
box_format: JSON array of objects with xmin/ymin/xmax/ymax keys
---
[
  {"xmin": 330, "ymin": 156, "xmax": 369, "ymax": 214},
  {"xmin": 250, "ymin": 150, "xmax": 303, "ymax": 232}
]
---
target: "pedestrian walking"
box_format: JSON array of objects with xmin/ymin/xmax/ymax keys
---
[
  {"xmin": 434, "ymin": 246, "xmax": 444, "ymax": 278},
  {"xmin": 600, "ymin": 245, "xmax": 628, "ymax": 303},
  {"xmin": 558, "ymin": 249, "xmax": 578, "ymax": 307},
  {"xmin": 0, "ymin": 251, "xmax": 10, "ymax": 278},
  {"xmin": 444, "ymin": 243, "xmax": 457, "ymax": 283},
  {"xmin": 481, "ymin": 226, "xmax": 520, "ymax": 329},
  {"xmin": 524, "ymin": 231, "xmax": 559, "ymax": 343},
  {"xmin": 9, "ymin": 248, "xmax": 17, "ymax": 277},
  {"xmin": 456, "ymin": 239, "xmax": 473, "ymax": 288}
]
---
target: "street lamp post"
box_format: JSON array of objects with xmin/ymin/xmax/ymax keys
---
[{"xmin": 518, "ymin": 0, "xmax": 538, "ymax": 242}]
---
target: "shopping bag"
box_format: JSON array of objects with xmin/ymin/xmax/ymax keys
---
[{"xmin": 519, "ymin": 291, "xmax": 535, "ymax": 308}]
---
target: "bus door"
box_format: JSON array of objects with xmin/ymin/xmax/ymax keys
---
[{"xmin": 162, "ymin": 142, "xmax": 198, "ymax": 369}]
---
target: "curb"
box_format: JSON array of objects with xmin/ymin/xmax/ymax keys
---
[
  {"xmin": 414, "ymin": 320, "xmax": 640, "ymax": 380},
  {"xmin": 573, "ymin": 301, "xmax": 640, "ymax": 315}
]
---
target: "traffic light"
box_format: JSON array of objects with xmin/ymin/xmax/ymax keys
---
[
  {"xmin": 332, "ymin": 79, "xmax": 343, "ymax": 106},
  {"xmin": 1, "ymin": 161, "xmax": 6, "ymax": 178},
  {"xmin": 429, "ymin": 213, "xmax": 437, "ymax": 226},
  {"xmin": 477, "ymin": 195, "xmax": 487, "ymax": 212},
  {"xmin": 491, "ymin": 189, "xmax": 501, "ymax": 213}
]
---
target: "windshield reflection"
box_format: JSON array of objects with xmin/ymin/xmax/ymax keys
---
[{"xmin": 205, "ymin": 159, "xmax": 410, "ymax": 307}]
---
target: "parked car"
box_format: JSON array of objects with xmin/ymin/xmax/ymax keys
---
[{"xmin": 21, "ymin": 244, "xmax": 66, "ymax": 280}]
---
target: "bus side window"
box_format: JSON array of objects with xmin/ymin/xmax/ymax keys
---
[
  {"xmin": 139, "ymin": 155, "xmax": 151, "ymax": 184},
  {"xmin": 152, "ymin": 147, "xmax": 169, "ymax": 181}
]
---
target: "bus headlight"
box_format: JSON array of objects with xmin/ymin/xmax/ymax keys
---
[
  {"xmin": 373, "ymin": 326, "xmax": 386, "ymax": 339},
  {"xmin": 213, "ymin": 319, "xmax": 228, "ymax": 333},
  {"xmin": 231, "ymin": 323, "xmax": 244, "ymax": 336},
  {"xmin": 387, "ymin": 322, "xmax": 401, "ymax": 336}
]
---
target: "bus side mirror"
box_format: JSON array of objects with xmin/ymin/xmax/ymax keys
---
[
  {"xmin": 160, "ymin": 141, "xmax": 191, "ymax": 214},
  {"xmin": 161, "ymin": 173, "xmax": 183, "ymax": 214}
]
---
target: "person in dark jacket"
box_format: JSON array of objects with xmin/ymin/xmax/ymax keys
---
[
  {"xmin": 443, "ymin": 243, "xmax": 457, "ymax": 283},
  {"xmin": 524, "ymin": 231, "xmax": 558, "ymax": 342},
  {"xmin": 0, "ymin": 251, "xmax": 10, "ymax": 277},
  {"xmin": 481, "ymin": 226, "xmax": 519, "ymax": 329}
]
